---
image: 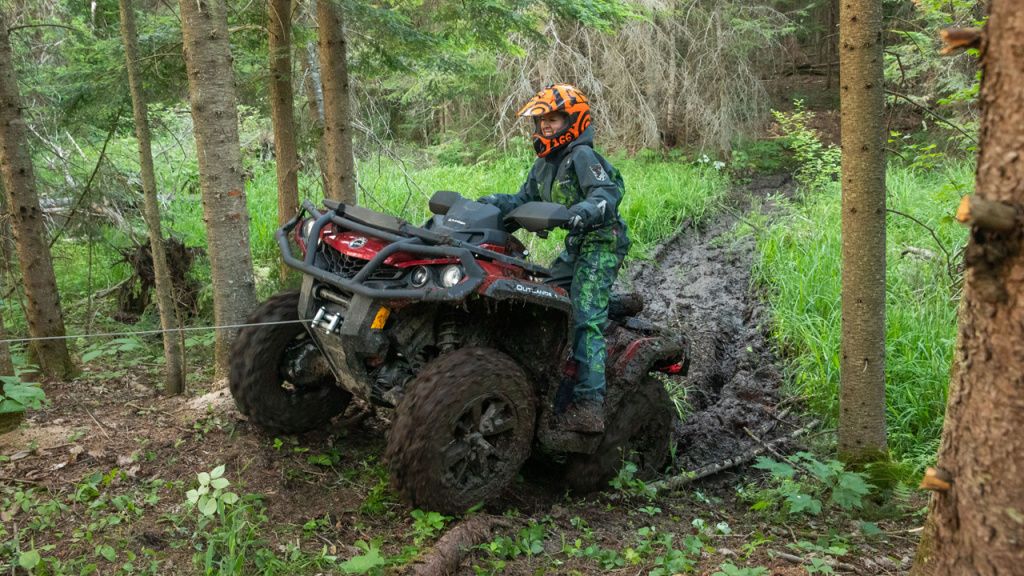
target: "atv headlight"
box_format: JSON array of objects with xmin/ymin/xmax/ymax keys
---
[
  {"xmin": 440, "ymin": 264, "xmax": 463, "ymax": 288},
  {"xmin": 300, "ymin": 218, "xmax": 316, "ymax": 243},
  {"xmin": 410, "ymin": 266, "xmax": 430, "ymax": 288}
]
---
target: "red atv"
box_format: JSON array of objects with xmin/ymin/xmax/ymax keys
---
[{"xmin": 229, "ymin": 191, "xmax": 688, "ymax": 514}]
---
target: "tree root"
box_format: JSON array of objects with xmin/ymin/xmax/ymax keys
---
[{"xmin": 409, "ymin": 514, "xmax": 520, "ymax": 576}]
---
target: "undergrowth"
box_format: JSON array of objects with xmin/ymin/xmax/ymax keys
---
[{"xmin": 746, "ymin": 106, "xmax": 971, "ymax": 471}]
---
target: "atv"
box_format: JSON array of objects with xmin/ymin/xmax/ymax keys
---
[{"xmin": 228, "ymin": 191, "xmax": 689, "ymax": 514}]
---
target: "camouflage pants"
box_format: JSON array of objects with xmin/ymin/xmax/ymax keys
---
[{"xmin": 548, "ymin": 224, "xmax": 630, "ymax": 403}]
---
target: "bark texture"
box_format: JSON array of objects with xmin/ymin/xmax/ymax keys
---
[
  {"xmin": 316, "ymin": 0, "xmax": 356, "ymax": 204},
  {"xmin": 837, "ymin": 0, "xmax": 888, "ymax": 462},
  {"xmin": 267, "ymin": 0, "xmax": 299, "ymax": 282},
  {"xmin": 912, "ymin": 4, "xmax": 1024, "ymax": 574},
  {"xmin": 178, "ymin": 0, "xmax": 257, "ymax": 377},
  {"xmin": 0, "ymin": 14, "xmax": 73, "ymax": 378},
  {"xmin": 119, "ymin": 0, "xmax": 185, "ymax": 394}
]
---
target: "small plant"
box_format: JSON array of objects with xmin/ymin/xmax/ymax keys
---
[
  {"xmin": 410, "ymin": 509, "xmax": 451, "ymax": 544},
  {"xmin": 0, "ymin": 375, "xmax": 46, "ymax": 432},
  {"xmin": 186, "ymin": 464, "xmax": 239, "ymax": 517},
  {"xmin": 339, "ymin": 540, "xmax": 388, "ymax": 575},
  {"xmin": 750, "ymin": 452, "xmax": 874, "ymax": 516},
  {"xmin": 772, "ymin": 100, "xmax": 841, "ymax": 191},
  {"xmin": 609, "ymin": 461, "xmax": 657, "ymax": 499},
  {"xmin": 80, "ymin": 336, "xmax": 145, "ymax": 363}
]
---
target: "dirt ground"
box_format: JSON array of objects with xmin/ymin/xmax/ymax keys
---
[{"xmin": 0, "ymin": 175, "xmax": 923, "ymax": 575}]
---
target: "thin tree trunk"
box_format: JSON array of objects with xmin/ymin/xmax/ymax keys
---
[
  {"xmin": 316, "ymin": 0, "xmax": 356, "ymax": 204},
  {"xmin": 0, "ymin": 13, "xmax": 73, "ymax": 379},
  {"xmin": 837, "ymin": 0, "xmax": 887, "ymax": 462},
  {"xmin": 912, "ymin": 4, "xmax": 1024, "ymax": 573},
  {"xmin": 302, "ymin": 41, "xmax": 329, "ymax": 196},
  {"xmin": 267, "ymin": 0, "xmax": 300, "ymax": 284},
  {"xmin": 119, "ymin": 0, "xmax": 185, "ymax": 394},
  {"xmin": 178, "ymin": 0, "xmax": 257, "ymax": 378},
  {"xmin": 0, "ymin": 195, "xmax": 15, "ymax": 377}
]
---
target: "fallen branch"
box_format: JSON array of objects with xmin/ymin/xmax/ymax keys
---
[
  {"xmin": 649, "ymin": 419, "xmax": 819, "ymax": 495},
  {"xmin": 885, "ymin": 90, "xmax": 977, "ymax": 144},
  {"xmin": 410, "ymin": 515, "xmax": 521, "ymax": 576},
  {"xmin": 770, "ymin": 549, "xmax": 861, "ymax": 573},
  {"xmin": 83, "ymin": 406, "xmax": 113, "ymax": 442}
]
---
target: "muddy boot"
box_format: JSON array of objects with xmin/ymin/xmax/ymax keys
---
[{"xmin": 557, "ymin": 400, "xmax": 605, "ymax": 434}]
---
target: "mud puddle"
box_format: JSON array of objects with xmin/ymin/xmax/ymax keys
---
[{"xmin": 629, "ymin": 173, "xmax": 797, "ymax": 472}]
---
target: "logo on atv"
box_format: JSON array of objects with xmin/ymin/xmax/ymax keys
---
[
  {"xmin": 348, "ymin": 237, "xmax": 368, "ymax": 249},
  {"xmin": 514, "ymin": 283, "xmax": 555, "ymax": 298}
]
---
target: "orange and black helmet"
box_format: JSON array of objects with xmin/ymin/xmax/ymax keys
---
[{"xmin": 517, "ymin": 83, "xmax": 592, "ymax": 158}]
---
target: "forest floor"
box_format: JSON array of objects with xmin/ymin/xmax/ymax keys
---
[{"xmin": 1, "ymin": 173, "xmax": 925, "ymax": 575}]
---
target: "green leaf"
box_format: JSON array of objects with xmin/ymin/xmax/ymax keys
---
[
  {"xmin": 199, "ymin": 496, "xmax": 218, "ymax": 516},
  {"xmin": 752, "ymin": 457, "xmax": 795, "ymax": 480},
  {"xmin": 210, "ymin": 477, "xmax": 230, "ymax": 490},
  {"xmin": 0, "ymin": 398, "xmax": 25, "ymax": 414},
  {"xmin": 786, "ymin": 493, "xmax": 822, "ymax": 515},
  {"xmin": 221, "ymin": 492, "xmax": 239, "ymax": 505},
  {"xmin": 197, "ymin": 472, "xmax": 211, "ymax": 486},
  {"xmin": 859, "ymin": 521, "xmax": 883, "ymax": 537},
  {"xmin": 339, "ymin": 540, "xmax": 387, "ymax": 574},
  {"xmin": 19, "ymin": 550, "xmax": 41, "ymax": 570},
  {"xmin": 96, "ymin": 544, "xmax": 116, "ymax": 562},
  {"xmin": 2, "ymin": 382, "xmax": 46, "ymax": 410},
  {"xmin": 831, "ymin": 472, "xmax": 873, "ymax": 510},
  {"xmin": 308, "ymin": 454, "xmax": 333, "ymax": 467},
  {"xmin": 210, "ymin": 465, "xmax": 225, "ymax": 479},
  {"xmin": 186, "ymin": 489, "xmax": 199, "ymax": 504},
  {"xmin": 81, "ymin": 349, "xmax": 106, "ymax": 363}
]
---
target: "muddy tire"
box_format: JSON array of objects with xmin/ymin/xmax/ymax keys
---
[
  {"xmin": 565, "ymin": 377, "xmax": 675, "ymax": 493},
  {"xmin": 386, "ymin": 347, "xmax": 536, "ymax": 515},
  {"xmin": 229, "ymin": 291, "xmax": 351, "ymax": 433}
]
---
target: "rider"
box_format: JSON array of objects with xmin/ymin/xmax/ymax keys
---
[{"xmin": 480, "ymin": 83, "xmax": 630, "ymax": 433}]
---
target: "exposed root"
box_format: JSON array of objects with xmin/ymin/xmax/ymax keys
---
[{"xmin": 409, "ymin": 515, "xmax": 520, "ymax": 576}]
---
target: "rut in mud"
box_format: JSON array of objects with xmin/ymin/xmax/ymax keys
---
[{"xmin": 629, "ymin": 173, "xmax": 795, "ymax": 472}]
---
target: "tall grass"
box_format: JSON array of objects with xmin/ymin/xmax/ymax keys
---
[{"xmin": 749, "ymin": 161, "xmax": 972, "ymax": 469}]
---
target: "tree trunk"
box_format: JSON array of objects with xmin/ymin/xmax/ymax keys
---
[
  {"xmin": 0, "ymin": 14, "xmax": 74, "ymax": 379},
  {"xmin": 912, "ymin": 4, "xmax": 1024, "ymax": 573},
  {"xmin": 267, "ymin": 0, "xmax": 300, "ymax": 284},
  {"xmin": 178, "ymin": 0, "xmax": 257, "ymax": 378},
  {"xmin": 119, "ymin": 0, "xmax": 185, "ymax": 394},
  {"xmin": 837, "ymin": 0, "xmax": 887, "ymax": 462},
  {"xmin": 316, "ymin": 0, "xmax": 357, "ymax": 204},
  {"xmin": 301, "ymin": 41, "xmax": 330, "ymax": 196}
]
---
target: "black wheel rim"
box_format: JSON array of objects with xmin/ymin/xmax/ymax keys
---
[
  {"xmin": 440, "ymin": 393, "xmax": 519, "ymax": 492},
  {"xmin": 278, "ymin": 331, "xmax": 332, "ymax": 394}
]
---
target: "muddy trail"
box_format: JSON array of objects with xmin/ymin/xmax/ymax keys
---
[
  {"xmin": 630, "ymin": 173, "xmax": 794, "ymax": 472},
  {"xmin": 0, "ymin": 173, "xmax": 920, "ymax": 575}
]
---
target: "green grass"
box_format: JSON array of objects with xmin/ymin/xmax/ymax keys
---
[{"xmin": 748, "ymin": 161, "xmax": 972, "ymax": 470}]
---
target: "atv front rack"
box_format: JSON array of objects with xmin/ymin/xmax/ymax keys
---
[{"xmin": 276, "ymin": 200, "xmax": 551, "ymax": 301}]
